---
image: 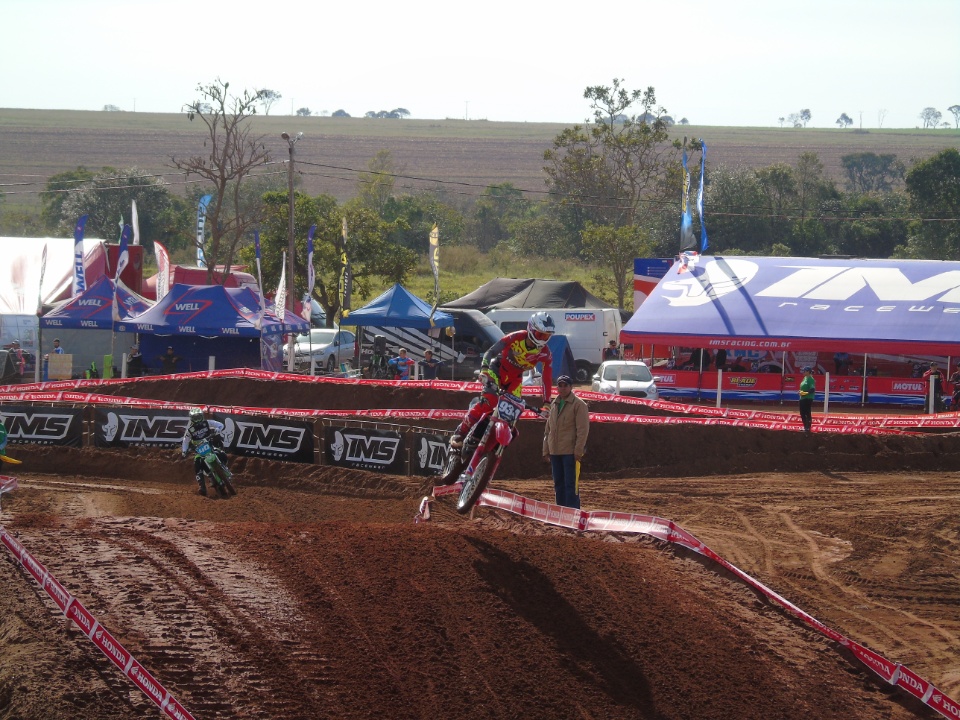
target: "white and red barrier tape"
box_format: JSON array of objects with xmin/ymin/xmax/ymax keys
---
[
  {"xmin": 0, "ymin": 372, "xmax": 946, "ymax": 435},
  {"xmin": 427, "ymin": 483, "xmax": 960, "ymax": 719},
  {"xmin": 0, "ymin": 517, "xmax": 196, "ymax": 720}
]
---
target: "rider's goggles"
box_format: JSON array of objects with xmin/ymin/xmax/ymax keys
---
[{"xmin": 531, "ymin": 329, "xmax": 552, "ymax": 343}]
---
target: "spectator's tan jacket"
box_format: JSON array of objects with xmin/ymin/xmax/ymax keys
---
[{"xmin": 542, "ymin": 393, "xmax": 589, "ymax": 458}]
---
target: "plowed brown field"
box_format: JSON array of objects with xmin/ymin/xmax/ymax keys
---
[{"xmin": 1, "ymin": 377, "xmax": 958, "ymax": 719}]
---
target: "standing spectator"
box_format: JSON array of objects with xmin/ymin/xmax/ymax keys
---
[
  {"xmin": 714, "ymin": 348, "xmax": 728, "ymax": 371},
  {"xmin": 542, "ymin": 374, "xmax": 590, "ymax": 509},
  {"xmin": 603, "ymin": 340, "xmax": 620, "ymax": 361},
  {"xmin": 51, "ymin": 338, "xmax": 64, "ymax": 355},
  {"xmin": 922, "ymin": 361, "xmax": 945, "ymax": 413},
  {"xmin": 159, "ymin": 346, "xmax": 183, "ymax": 375},
  {"xmin": 833, "ymin": 351, "xmax": 850, "ymax": 375},
  {"xmin": 127, "ymin": 345, "xmax": 144, "ymax": 377},
  {"xmin": 419, "ymin": 349, "xmax": 443, "ymax": 380},
  {"xmin": 388, "ymin": 348, "xmax": 416, "ymax": 380},
  {"xmin": 9, "ymin": 340, "xmax": 25, "ymax": 377},
  {"xmin": 798, "ymin": 366, "xmax": 816, "ymax": 432}
]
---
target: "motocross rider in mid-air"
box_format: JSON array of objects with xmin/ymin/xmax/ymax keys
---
[
  {"xmin": 450, "ymin": 311, "xmax": 555, "ymax": 449},
  {"xmin": 181, "ymin": 408, "xmax": 228, "ymax": 496}
]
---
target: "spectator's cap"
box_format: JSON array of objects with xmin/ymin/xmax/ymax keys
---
[
  {"xmin": 53, "ymin": 338, "xmax": 60, "ymax": 342},
  {"xmin": 556, "ymin": 375, "xmax": 573, "ymax": 386},
  {"xmin": 931, "ymin": 361, "xmax": 938, "ymax": 367},
  {"xmin": 608, "ymin": 340, "xmax": 617, "ymax": 346},
  {"xmin": 167, "ymin": 345, "xmax": 174, "ymax": 350},
  {"xmin": 802, "ymin": 366, "xmax": 813, "ymax": 372}
]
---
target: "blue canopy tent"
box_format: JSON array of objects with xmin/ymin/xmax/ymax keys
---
[
  {"xmin": 346, "ymin": 284, "xmax": 454, "ymax": 330},
  {"xmin": 39, "ymin": 275, "xmax": 154, "ymax": 376},
  {"xmin": 118, "ymin": 284, "xmax": 309, "ymax": 372}
]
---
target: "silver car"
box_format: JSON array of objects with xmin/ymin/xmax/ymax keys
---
[
  {"xmin": 591, "ymin": 360, "xmax": 659, "ymax": 400},
  {"xmin": 284, "ymin": 328, "xmax": 356, "ymax": 373}
]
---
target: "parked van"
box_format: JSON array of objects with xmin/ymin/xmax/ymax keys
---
[
  {"xmin": 484, "ymin": 307, "xmax": 622, "ymax": 383},
  {"xmin": 355, "ymin": 308, "xmax": 503, "ymax": 380}
]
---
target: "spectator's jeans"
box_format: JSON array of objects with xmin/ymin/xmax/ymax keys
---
[{"xmin": 550, "ymin": 454, "xmax": 580, "ymax": 509}]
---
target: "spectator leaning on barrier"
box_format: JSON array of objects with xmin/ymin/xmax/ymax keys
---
[
  {"xmin": 388, "ymin": 348, "xmax": 416, "ymax": 380},
  {"xmin": 542, "ymin": 374, "xmax": 590, "ymax": 509},
  {"xmin": 798, "ymin": 366, "xmax": 816, "ymax": 433},
  {"xmin": 159, "ymin": 346, "xmax": 183, "ymax": 375},
  {"xmin": 419, "ymin": 349, "xmax": 443, "ymax": 380}
]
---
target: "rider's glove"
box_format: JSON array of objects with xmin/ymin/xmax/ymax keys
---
[{"xmin": 181, "ymin": 450, "xmax": 188, "ymax": 459}]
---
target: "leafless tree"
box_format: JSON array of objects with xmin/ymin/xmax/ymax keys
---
[
  {"xmin": 172, "ymin": 79, "xmax": 272, "ymax": 283},
  {"xmin": 877, "ymin": 109, "xmax": 887, "ymax": 128}
]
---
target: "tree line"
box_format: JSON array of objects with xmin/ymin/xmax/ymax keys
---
[{"xmin": 4, "ymin": 79, "xmax": 959, "ymax": 314}]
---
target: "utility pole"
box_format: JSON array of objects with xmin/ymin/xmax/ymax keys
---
[{"xmin": 281, "ymin": 131, "xmax": 302, "ymax": 372}]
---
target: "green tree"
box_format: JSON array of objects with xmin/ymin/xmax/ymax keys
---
[
  {"xmin": 381, "ymin": 192, "xmax": 465, "ymax": 251},
  {"xmin": 919, "ymin": 107, "xmax": 942, "ymax": 128},
  {"xmin": 835, "ymin": 113, "xmax": 853, "ymax": 128},
  {"xmin": 257, "ymin": 89, "xmax": 282, "ymax": 115},
  {"xmin": 509, "ymin": 211, "xmax": 576, "ymax": 258},
  {"xmin": 949, "ymin": 105, "xmax": 960, "ymax": 129},
  {"xmin": 699, "ymin": 164, "xmax": 770, "ymax": 254},
  {"xmin": 840, "ymin": 152, "xmax": 905, "ymax": 193},
  {"xmin": 581, "ymin": 222, "xmax": 654, "ymax": 310},
  {"xmin": 827, "ymin": 193, "xmax": 909, "ymax": 258},
  {"xmin": 58, "ymin": 167, "xmax": 173, "ymax": 245},
  {"xmin": 543, "ymin": 79, "xmax": 678, "ymax": 236},
  {"xmin": 356, "ymin": 150, "xmax": 398, "ymax": 217},
  {"xmin": 897, "ymin": 148, "xmax": 960, "ymax": 259},
  {"xmin": 799, "ymin": 109, "xmax": 812, "ymax": 127},
  {"xmin": 466, "ymin": 183, "xmax": 531, "ymax": 252},
  {"xmin": 40, "ymin": 166, "xmax": 97, "ymax": 231},
  {"xmin": 246, "ymin": 193, "xmax": 418, "ymax": 322},
  {"xmin": 172, "ymin": 79, "xmax": 271, "ymax": 283}
]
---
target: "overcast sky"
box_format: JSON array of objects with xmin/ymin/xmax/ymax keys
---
[{"xmin": 4, "ymin": 0, "xmax": 958, "ymax": 129}]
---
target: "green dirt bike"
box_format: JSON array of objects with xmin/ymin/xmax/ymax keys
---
[{"xmin": 194, "ymin": 438, "xmax": 237, "ymax": 497}]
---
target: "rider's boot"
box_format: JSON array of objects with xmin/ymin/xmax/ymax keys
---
[
  {"xmin": 196, "ymin": 472, "xmax": 207, "ymax": 496},
  {"xmin": 450, "ymin": 420, "xmax": 471, "ymax": 449}
]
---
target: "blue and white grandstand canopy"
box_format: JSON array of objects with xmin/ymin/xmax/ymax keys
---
[
  {"xmin": 621, "ymin": 256, "xmax": 960, "ymax": 356},
  {"xmin": 117, "ymin": 283, "xmax": 308, "ymax": 338},
  {"xmin": 40, "ymin": 275, "xmax": 153, "ymax": 330}
]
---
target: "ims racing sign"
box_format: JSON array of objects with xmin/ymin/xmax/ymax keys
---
[
  {"xmin": 0, "ymin": 406, "xmax": 84, "ymax": 447},
  {"xmin": 325, "ymin": 426, "xmax": 405, "ymax": 473}
]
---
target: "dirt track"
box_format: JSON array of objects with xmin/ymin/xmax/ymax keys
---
[{"xmin": 1, "ymin": 377, "xmax": 958, "ymax": 719}]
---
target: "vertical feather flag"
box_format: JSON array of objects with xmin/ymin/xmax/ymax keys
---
[
  {"xmin": 37, "ymin": 243, "xmax": 48, "ymax": 315},
  {"xmin": 253, "ymin": 231, "xmax": 266, "ymax": 330},
  {"xmin": 155, "ymin": 242, "xmax": 171, "ymax": 300},
  {"xmin": 72, "ymin": 215, "xmax": 88, "ymax": 297},
  {"xmin": 112, "ymin": 224, "xmax": 131, "ymax": 321},
  {"xmin": 428, "ymin": 224, "xmax": 440, "ymax": 325},
  {"xmin": 131, "ymin": 199, "xmax": 140, "ymax": 245},
  {"xmin": 302, "ymin": 224, "xmax": 316, "ymax": 321},
  {"xmin": 697, "ymin": 140, "xmax": 708, "ymax": 253},
  {"xmin": 340, "ymin": 217, "xmax": 351, "ymax": 319},
  {"xmin": 196, "ymin": 195, "xmax": 212, "ymax": 268},
  {"xmin": 275, "ymin": 252, "xmax": 287, "ymax": 322},
  {"xmin": 679, "ymin": 149, "xmax": 694, "ymax": 252}
]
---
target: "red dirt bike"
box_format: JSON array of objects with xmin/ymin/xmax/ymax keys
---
[{"xmin": 439, "ymin": 388, "xmax": 545, "ymax": 514}]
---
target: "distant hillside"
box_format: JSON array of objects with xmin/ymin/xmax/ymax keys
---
[{"xmin": 1, "ymin": 108, "xmax": 957, "ymax": 209}]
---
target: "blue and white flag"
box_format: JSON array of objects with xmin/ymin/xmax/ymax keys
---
[
  {"xmin": 302, "ymin": 224, "xmax": 316, "ymax": 321},
  {"xmin": 196, "ymin": 195, "xmax": 212, "ymax": 268},
  {"xmin": 679, "ymin": 150, "xmax": 694, "ymax": 252},
  {"xmin": 254, "ymin": 231, "xmax": 266, "ymax": 330},
  {"xmin": 131, "ymin": 199, "xmax": 140, "ymax": 245},
  {"xmin": 697, "ymin": 140, "xmax": 708, "ymax": 253},
  {"xmin": 37, "ymin": 243, "xmax": 48, "ymax": 315},
  {"xmin": 275, "ymin": 252, "xmax": 287, "ymax": 322},
  {"xmin": 113, "ymin": 224, "xmax": 131, "ymax": 321},
  {"xmin": 72, "ymin": 215, "xmax": 88, "ymax": 297}
]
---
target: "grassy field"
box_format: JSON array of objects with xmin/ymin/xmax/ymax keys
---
[{"xmin": 2, "ymin": 108, "xmax": 958, "ymax": 213}]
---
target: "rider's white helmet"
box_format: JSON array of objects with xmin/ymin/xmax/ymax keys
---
[
  {"xmin": 189, "ymin": 408, "xmax": 205, "ymax": 426},
  {"xmin": 527, "ymin": 312, "xmax": 556, "ymax": 349}
]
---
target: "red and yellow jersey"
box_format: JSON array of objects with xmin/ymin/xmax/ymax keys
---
[{"xmin": 483, "ymin": 329, "xmax": 553, "ymax": 400}]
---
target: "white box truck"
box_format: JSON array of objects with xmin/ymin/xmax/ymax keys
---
[{"xmin": 484, "ymin": 307, "xmax": 622, "ymax": 383}]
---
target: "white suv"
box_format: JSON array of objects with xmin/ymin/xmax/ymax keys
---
[{"xmin": 283, "ymin": 328, "xmax": 356, "ymax": 373}]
